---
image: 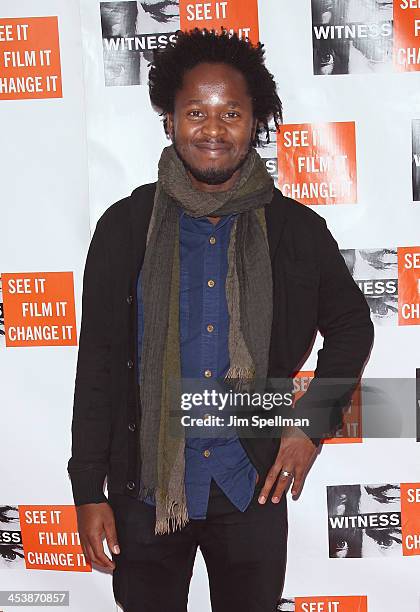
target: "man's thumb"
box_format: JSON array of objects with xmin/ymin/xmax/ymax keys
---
[{"xmin": 104, "ymin": 523, "xmax": 120, "ymax": 555}]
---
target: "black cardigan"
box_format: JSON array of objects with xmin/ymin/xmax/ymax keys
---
[{"xmin": 67, "ymin": 184, "xmax": 374, "ymax": 506}]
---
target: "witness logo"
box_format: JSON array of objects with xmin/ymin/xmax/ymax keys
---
[
  {"xmin": 293, "ymin": 371, "xmax": 362, "ymax": 443},
  {"xmin": 277, "ymin": 596, "xmax": 368, "ymax": 611},
  {"xmin": 412, "ymin": 120, "xmax": 420, "ymax": 201},
  {"xmin": 340, "ymin": 247, "xmax": 420, "ymax": 325},
  {"xmin": 0, "ymin": 505, "xmax": 90, "ymax": 571},
  {"xmin": 277, "ymin": 122, "xmax": 357, "ymax": 205},
  {"xmin": 0, "ymin": 17, "xmax": 62, "ymax": 100},
  {"xmin": 312, "ymin": 0, "xmax": 420, "ymax": 75},
  {"xmin": 327, "ymin": 482, "xmax": 420, "ymax": 557},
  {"xmin": 179, "ymin": 0, "xmax": 259, "ymax": 43},
  {"xmin": 2, "ymin": 272, "xmax": 77, "ymax": 347},
  {"xmin": 100, "ymin": 1, "xmax": 179, "ymax": 86}
]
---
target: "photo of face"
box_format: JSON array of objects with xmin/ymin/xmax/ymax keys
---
[
  {"xmin": 327, "ymin": 483, "xmax": 402, "ymax": 558},
  {"xmin": 311, "ymin": 0, "xmax": 393, "ymax": 75},
  {"xmin": 0, "ymin": 506, "xmax": 25, "ymax": 569},
  {"xmin": 101, "ymin": 1, "xmax": 180, "ymax": 86},
  {"xmin": 166, "ymin": 62, "xmax": 256, "ymax": 187},
  {"xmin": 341, "ymin": 248, "xmax": 398, "ymax": 325}
]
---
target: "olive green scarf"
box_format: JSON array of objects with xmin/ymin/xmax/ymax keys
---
[{"xmin": 139, "ymin": 144, "xmax": 274, "ymax": 534}]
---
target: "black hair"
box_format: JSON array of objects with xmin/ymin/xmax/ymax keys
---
[{"xmin": 148, "ymin": 28, "xmax": 283, "ymax": 147}]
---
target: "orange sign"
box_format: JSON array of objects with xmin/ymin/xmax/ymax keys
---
[
  {"xmin": 2, "ymin": 272, "xmax": 77, "ymax": 347},
  {"xmin": 179, "ymin": 0, "xmax": 259, "ymax": 43},
  {"xmin": 277, "ymin": 122, "xmax": 357, "ymax": 205},
  {"xmin": 295, "ymin": 596, "xmax": 367, "ymax": 612},
  {"xmin": 19, "ymin": 506, "xmax": 91, "ymax": 572},
  {"xmin": 293, "ymin": 371, "xmax": 362, "ymax": 444},
  {"xmin": 394, "ymin": 2, "xmax": 420, "ymax": 72},
  {"xmin": 398, "ymin": 247, "xmax": 420, "ymax": 325},
  {"xmin": 401, "ymin": 484, "xmax": 420, "ymax": 556},
  {"xmin": 0, "ymin": 17, "xmax": 62, "ymax": 100}
]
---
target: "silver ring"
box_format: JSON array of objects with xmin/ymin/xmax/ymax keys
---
[{"xmin": 280, "ymin": 470, "xmax": 293, "ymax": 479}]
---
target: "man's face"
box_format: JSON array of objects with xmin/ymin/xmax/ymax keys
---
[{"xmin": 166, "ymin": 62, "xmax": 257, "ymax": 187}]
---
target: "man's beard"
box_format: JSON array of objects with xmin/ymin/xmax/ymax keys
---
[{"xmin": 173, "ymin": 139, "xmax": 252, "ymax": 186}]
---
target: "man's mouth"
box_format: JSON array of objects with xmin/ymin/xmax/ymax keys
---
[
  {"xmin": 194, "ymin": 142, "xmax": 231, "ymax": 156},
  {"xmin": 195, "ymin": 142, "xmax": 231, "ymax": 151}
]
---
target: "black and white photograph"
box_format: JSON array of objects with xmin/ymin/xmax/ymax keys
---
[
  {"xmin": 340, "ymin": 248, "xmax": 398, "ymax": 325},
  {"xmin": 0, "ymin": 506, "xmax": 25, "ymax": 570},
  {"xmin": 311, "ymin": 0, "xmax": 393, "ymax": 75},
  {"xmin": 101, "ymin": 1, "xmax": 179, "ymax": 86},
  {"xmin": 256, "ymin": 120, "xmax": 278, "ymax": 183},
  {"xmin": 277, "ymin": 598, "xmax": 295, "ymax": 611},
  {"xmin": 412, "ymin": 119, "xmax": 420, "ymax": 202},
  {"xmin": 416, "ymin": 368, "xmax": 420, "ymax": 443},
  {"xmin": 327, "ymin": 483, "xmax": 402, "ymax": 558}
]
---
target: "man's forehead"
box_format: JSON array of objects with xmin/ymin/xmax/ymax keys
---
[
  {"xmin": 183, "ymin": 96, "xmax": 242, "ymax": 107},
  {"xmin": 177, "ymin": 68, "xmax": 249, "ymax": 102}
]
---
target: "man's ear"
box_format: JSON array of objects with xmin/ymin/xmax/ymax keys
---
[{"xmin": 166, "ymin": 113, "xmax": 174, "ymax": 141}]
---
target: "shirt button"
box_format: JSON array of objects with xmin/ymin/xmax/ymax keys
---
[
  {"xmin": 128, "ymin": 422, "xmax": 136, "ymax": 432},
  {"xmin": 127, "ymin": 359, "xmax": 134, "ymax": 369},
  {"xmin": 206, "ymin": 324, "xmax": 214, "ymax": 333},
  {"xmin": 203, "ymin": 449, "xmax": 211, "ymax": 458},
  {"xmin": 126, "ymin": 481, "xmax": 135, "ymax": 490},
  {"xmin": 126, "ymin": 295, "xmax": 133, "ymax": 304},
  {"xmin": 207, "ymin": 279, "xmax": 215, "ymax": 288},
  {"xmin": 204, "ymin": 369, "xmax": 212, "ymax": 378},
  {"xmin": 209, "ymin": 236, "xmax": 216, "ymax": 245}
]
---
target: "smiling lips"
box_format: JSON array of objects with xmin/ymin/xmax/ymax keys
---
[{"xmin": 194, "ymin": 142, "xmax": 231, "ymax": 156}]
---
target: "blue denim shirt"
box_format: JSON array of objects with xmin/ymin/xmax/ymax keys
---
[{"xmin": 137, "ymin": 210, "xmax": 257, "ymax": 519}]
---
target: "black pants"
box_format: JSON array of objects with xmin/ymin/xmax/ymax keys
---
[{"xmin": 109, "ymin": 478, "xmax": 288, "ymax": 612}]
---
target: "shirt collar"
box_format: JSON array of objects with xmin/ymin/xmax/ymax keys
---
[{"xmin": 178, "ymin": 208, "xmax": 237, "ymax": 234}]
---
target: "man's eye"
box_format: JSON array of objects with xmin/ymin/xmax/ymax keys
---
[
  {"xmin": 188, "ymin": 110, "xmax": 203, "ymax": 118},
  {"xmin": 336, "ymin": 539, "xmax": 348, "ymax": 550},
  {"xmin": 225, "ymin": 111, "xmax": 240, "ymax": 118}
]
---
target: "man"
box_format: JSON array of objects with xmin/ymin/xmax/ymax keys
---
[{"xmin": 68, "ymin": 28, "xmax": 374, "ymax": 612}]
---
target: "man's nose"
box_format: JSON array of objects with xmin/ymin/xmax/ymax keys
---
[{"xmin": 201, "ymin": 114, "xmax": 226, "ymax": 138}]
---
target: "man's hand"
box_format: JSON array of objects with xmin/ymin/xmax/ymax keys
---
[
  {"xmin": 258, "ymin": 426, "xmax": 318, "ymax": 504},
  {"xmin": 76, "ymin": 502, "xmax": 120, "ymax": 570}
]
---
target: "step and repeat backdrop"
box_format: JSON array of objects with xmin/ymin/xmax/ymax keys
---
[{"xmin": 1, "ymin": 1, "xmax": 420, "ymax": 611}]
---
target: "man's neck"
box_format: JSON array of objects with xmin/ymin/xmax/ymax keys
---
[{"xmin": 206, "ymin": 216, "xmax": 221, "ymax": 225}]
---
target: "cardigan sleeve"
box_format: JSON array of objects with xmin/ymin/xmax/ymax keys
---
[
  {"xmin": 293, "ymin": 217, "xmax": 375, "ymax": 443},
  {"xmin": 67, "ymin": 213, "xmax": 112, "ymax": 505}
]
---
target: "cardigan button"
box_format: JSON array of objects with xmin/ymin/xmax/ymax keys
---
[
  {"xmin": 126, "ymin": 481, "xmax": 135, "ymax": 491},
  {"xmin": 127, "ymin": 359, "xmax": 134, "ymax": 369},
  {"xmin": 126, "ymin": 295, "xmax": 133, "ymax": 305},
  {"xmin": 128, "ymin": 422, "xmax": 136, "ymax": 432}
]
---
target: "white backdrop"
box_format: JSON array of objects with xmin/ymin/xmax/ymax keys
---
[{"xmin": 1, "ymin": 1, "xmax": 420, "ymax": 611}]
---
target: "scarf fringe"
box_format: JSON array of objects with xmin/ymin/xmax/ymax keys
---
[
  {"xmin": 224, "ymin": 365, "xmax": 255, "ymax": 380},
  {"xmin": 155, "ymin": 498, "xmax": 189, "ymax": 535}
]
